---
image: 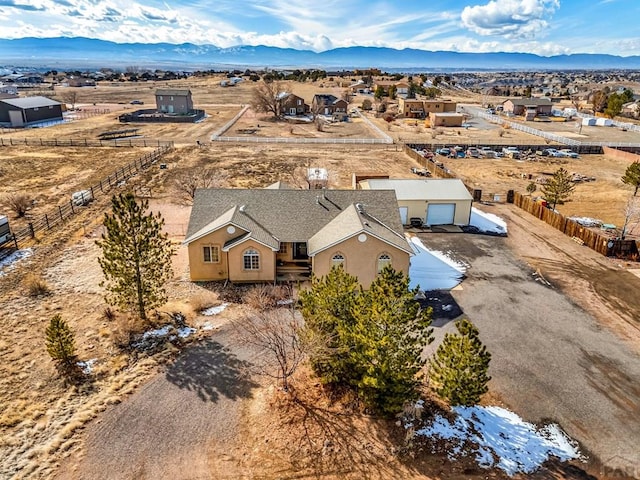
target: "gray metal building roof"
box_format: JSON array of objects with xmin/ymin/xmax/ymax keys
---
[
  {"xmin": 0, "ymin": 96, "xmax": 61, "ymax": 109},
  {"xmin": 361, "ymin": 179, "xmax": 473, "ymax": 202}
]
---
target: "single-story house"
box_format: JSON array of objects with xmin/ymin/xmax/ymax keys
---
[
  {"xmin": 395, "ymin": 82, "xmax": 409, "ymax": 95},
  {"xmin": 358, "ymin": 178, "xmax": 473, "ymax": 227},
  {"xmin": 183, "ymin": 189, "xmax": 412, "ymax": 286},
  {"xmin": 279, "ymin": 92, "xmax": 309, "ymax": 116},
  {"xmin": 311, "ymin": 94, "xmax": 348, "ymax": 115},
  {"xmin": 67, "ymin": 77, "xmax": 97, "ymax": 87},
  {"xmin": 0, "ymin": 96, "xmax": 63, "ymax": 127},
  {"xmin": 502, "ymin": 98, "xmax": 552, "ymax": 118},
  {"xmin": 155, "ymin": 89, "xmax": 194, "ymax": 114},
  {"xmin": 429, "ymin": 112, "xmax": 464, "ymax": 127}
]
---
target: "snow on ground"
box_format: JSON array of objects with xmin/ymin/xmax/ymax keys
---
[
  {"xmin": 0, "ymin": 248, "xmax": 33, "ymax": 276},
  {"xmin": 417, "ymin": 405, "xmax": 581, "ymax": 476},
  {"xmin": 77, "ymin": 358, "xmax": 97, "ymax": 375},
  {"xmin": 568, "ymin": 216, "xmax": 602, "ymax": 227},
  {"xmin": 201, "ymin": 303, "xmax": 229, "ymax": 316},
  {"xmin": 408, "ymin": 236, "xmax": 466, "ymax": 291},
  {"xmin": 470, "ymin": 207, "xmax": 508, "ymax": 235}
]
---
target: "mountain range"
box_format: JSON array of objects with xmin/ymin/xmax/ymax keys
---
[{"xmin": 1, "ymin": 37, "xmax": 639, "ymax": 71}]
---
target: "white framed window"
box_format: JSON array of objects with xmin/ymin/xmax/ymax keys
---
[
  {"xmin": 159, "ymin": 96, "xmax": 163, "ymax": 100},
  {"xmin": 331, "ymin": 253, "xmax": 345, "ymax": 268},
  {"xmin": 243, "ymin": 248, "xmax": 260, "ymax": 270},
  {"xmin": 203, "ymin": 245, "xmax": 220, "ymax": 263},
  {"xmin": 278, "ymin": 243, "xmax": 288, "ymax": 254},
  {"xmin": 377, "ymin": 253, "xmax": 392, "ymax": 273},
  {"xmin": 33, "ymin": 107, "xmax": 39, "ymax": 111}
]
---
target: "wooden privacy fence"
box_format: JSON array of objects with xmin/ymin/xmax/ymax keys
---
[
  {"xmin": 512, "ymin": 192, "xmax": 631, "ymax": 256},
  {"xmin": 0, "ymin": 137, "xmax": 173, "ymax": 147},
  {"xmin": 10, "ymin": 144, "xmax": 173, "ymax": 245},
  {"xmin": 404, "ymin": 144, "xmax": 458, "ymax": 179}
]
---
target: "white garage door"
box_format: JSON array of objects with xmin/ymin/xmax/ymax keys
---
[
  {"xmin": 399, "ymin": 207, "xmax": 408, "ymax": 225},
  {"xmin": 426, "ymin": 203, "xmax": 455, "ymax": 226}
]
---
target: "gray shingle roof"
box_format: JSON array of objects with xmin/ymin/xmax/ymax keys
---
[
  {"xmin": 184, "ymin": 189, "xmax": 411, "ymax": 254},
  {"xmin": 0, "ymin": 96, "xmax": 61, "ymax": 109}
]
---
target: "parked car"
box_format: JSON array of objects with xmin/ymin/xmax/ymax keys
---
[
  {"xmin": 559, "ymin": 149, "xmax": 579, "ymax": 158},
  {"xmin": 435, "ymin": 148, "xmax": 451, "ymax": 157},
  {"xmin": 410, "ymin": 167, "xmax": 431, "ymax": 177},
  {"xmin": 502, "ymin": 146, "xmax": 521, "ymax": 159},
  {"xmin": 479, "ymin": 146, "xmax": 500, "ymax": 158},
  {"xmin": 130, "ymin": 100, "xmax": 144, "ymax": 105},
  {"xmin": 466, "ymin": 147, "xmax": 481, "ymax": 158}
]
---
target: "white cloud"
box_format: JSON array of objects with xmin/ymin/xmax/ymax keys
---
[{"xmin": 461, "ymin": 0, "xmax": 559, "ymax": 39}]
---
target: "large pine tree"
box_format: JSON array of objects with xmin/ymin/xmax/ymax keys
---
[
  {"xmin": 45, "ymin": 314, "xmax": 78, "ymax": 376},
  {"xmin": 429, "ymin": 319, "xmax": 491, "ymax": 407},
  {"xmin": 541, "ymin": 167, "xmax": 575, "ymax": 210},
  {"xmin": 348, "ymin": 266, "xmax": 433, "ymax": 415},
  {"xmin": 622, "ymin": 161, "xmax": 640, "ymax": 196},
  {"xmin": 299, "ymin": 265, "xmax": 360, "ymax": 385},
  {"xmin": 97, "ymin": 193, "xmax": 174, "ymax": 322}
]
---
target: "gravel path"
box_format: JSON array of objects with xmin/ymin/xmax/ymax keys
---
[{"xmin": 421, "ymin": 205, "xmax": 640, "ymax": 475}]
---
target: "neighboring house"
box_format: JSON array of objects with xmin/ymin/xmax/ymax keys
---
[
  {"xmin": 0, "ymin": 84, "xmax": 18, "ymax": 95},
  {"xmin": 398, "ymin": 98, "xmax": 425, "ymax": 118},
  {"xmin": 183, "ymin": 189, "xmax": 412, "ymax": 286},
  {"xmin": 0, "ymin": 96, "xmax": 63, "ymax": 127},
  {"xmin": 502, "ymin": 98, "xmax": 552, "ymax": 119},
  {"xmin": 622, "ymin": 101, "xmax": 640, "ymax": 117},
  {"xmin": 311, "ymin": 94, "xmax": 348, "ymax": 115},
  {"xmin": 395, "ymin": 82, "xmax": 409, "ymax": 95},
  {"xmin": 358, "ymin": 178, "xmax": 473, "ymax": 227},
  {"xmin": 429, "ymin": 112, "xmax": 464, "ymax": 127},
  {"xmin": 67, "ymin": 77, "xmax": 96, "ymax": 87},
  {"xmin": 398, "ymin": 98, "xmax": 457, "ymax": 118},
  {"xmin": 279, "ymin": 92, "xmax": 309, "ymax": 116},
  {"xmin": 155, "ymin": 89, "xmax": 194, "ymax": 114}
]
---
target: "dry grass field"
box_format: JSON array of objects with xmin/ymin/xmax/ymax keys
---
[{"xmin": 1, "ymin": 75, "xmax": 639, "ymax": 479}]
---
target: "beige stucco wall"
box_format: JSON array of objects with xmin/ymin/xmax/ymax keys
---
[
  {"xmin": 398, "ymin": 199, "xmax": 471, "ymax": 225},
  {"xmin": 429, "ymin": 112, "xmax": 463, "ymax": 127},
  {"xmin": 227, "ymin": 239, "xmax": 275, "ymax": 282},
  {"xmin": 187, "ymin": 227, "xmax": 275, "ymax": 282},
  {"xmin": 312, "ymin": 234, "xmax": 410, "ymax": 287}
]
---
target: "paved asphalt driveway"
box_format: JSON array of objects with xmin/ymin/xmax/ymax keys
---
[{"xmin": 421, "ymin": 230, "xmax": 640, "ymax": 474}]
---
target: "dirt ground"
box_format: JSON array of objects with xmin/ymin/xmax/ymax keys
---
[{"xmin": 437, "ymin": 151, "xmax": 639, "ymax": 231}]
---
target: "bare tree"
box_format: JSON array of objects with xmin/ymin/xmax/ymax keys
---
[
  {"xmin": 61, "ymin": 90, "xmax": 79, "ymax": 110},
  {"xmin": 621, "ymin": 196, "xmax": 640, "ymax": 239},
  {"xmin": 5, "ymin": 193, "xmax": 31, "ymax": 217},
  {"xmin": 251, "ymin": 80, "xmax": 288, "ymax": 119},
  {"xmin": 174, "ymin": 167, "xmax": 228, "ymax": 204},
  {"xmin": 232, "ymin": 307, "xmax": 304, "ymax": 392}
]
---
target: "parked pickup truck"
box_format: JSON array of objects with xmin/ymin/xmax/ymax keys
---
[
  {"xmin": 502, "ymin": 146, "xmax": 521, "ymax": 159},
  {"xmin": 410, "ymin": 167, "xmax": 432, "ymax": 177}
]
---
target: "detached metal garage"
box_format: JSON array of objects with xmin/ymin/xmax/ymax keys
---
[
  {"xmin": 0, "ymin": 96, "xmax": 63, "ymax": 127},
  {"xmin": 358, "ymin": 178, "xmax": 473, "ymax": 226}
]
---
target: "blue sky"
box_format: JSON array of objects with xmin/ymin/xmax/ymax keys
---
[{"xmin": 0, "ymin": 0, "xmax": 637, "ymax": 56}]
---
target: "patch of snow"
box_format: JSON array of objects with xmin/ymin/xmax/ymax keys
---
[
  {"xmin": 201, "ymin": 303, "xmax": 229, "ymax": 316},
  {"xmin": 276, "ymin": 299, "xmax": 294, "ymax": 305},
  {"xmin": 568, "ymin": 216, "xmax": 602, "ymax": 227},
  {"xmin": 470, "ymin": 207, "xmax": 508, "ymax": 235},
  {"xmin": 408, "ymin": 237, "xmax": 466, "ymax": 291},
  {"xmin": 141, "ymin": 325, "xmax": 171, "ymax": 339},
  {"xmin": 0, "ymin": 248, "xmax": 33, "ymax": 276},
  {"xmin": 417, "ymin": 405, "xmax": 580, "ymax": 476},
  {"xmin": 177, "ymin": 326, "xmax": 196, "ymax": 338},
  {"xmin": 76, "ymin": 358, "xmax": 97, "ymax": 375},
  {"xmin": 201, "ymin": 322, "xmax": 218, "ymax": 331}
]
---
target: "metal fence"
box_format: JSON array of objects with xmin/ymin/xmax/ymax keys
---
[
  {"xmin": 9, "ymin": 144, "xmax": 173, "ymax": 245},
  {"xmin": 0, "ymin": 137, "xmax": 173, "ymax": 148}
]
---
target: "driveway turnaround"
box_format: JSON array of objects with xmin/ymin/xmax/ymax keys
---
[{"xmin": 421, "ymin": 207, "xmax": 640, "ymax": 474}]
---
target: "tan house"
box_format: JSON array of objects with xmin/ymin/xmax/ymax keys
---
[
  {"xmin": 183, "ymin": 188, "xmax": 412, "ymax": 286},
  {"xmin": 429, "ymin": 112, "xmax": 464, "ymax": 127},
  {"xmin": 155, "ymin": 89, "xmax": 194, "ymax": 114},
  {"xmin": 358, "ymin": 178, "xmax": 473, "ymax": 226},
  {"xmin": 502, "ymin": 98, "xmax": 552, "ymax": 119},
  {"xmin": 398, "ymin": 98, "xmax": 457, "ymax": 118}
]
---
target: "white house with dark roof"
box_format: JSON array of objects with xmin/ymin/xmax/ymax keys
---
[{"xmin": 183, "ymin": 188, "xmax": 412, "ymax": 285}]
